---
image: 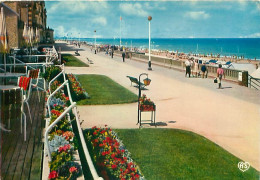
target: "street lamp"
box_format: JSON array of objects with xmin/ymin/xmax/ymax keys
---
[
  {"xmin": 148, "ymin": 16, "xmax": 152, "ymax": 70},
  {"xmin": 120, "ymin": 16, "xmax": 122, "ymax": 49},
  {"xmin": 94, "ymin": 30, "xmax": 96, "ymax": 54}
]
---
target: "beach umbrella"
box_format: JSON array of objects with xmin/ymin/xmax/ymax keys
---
[
  {"xmin": 0, "ymin": 7, "xmax": 8, "ymax": 52},
  {"xmin": 23, "ymin": 23, "xmax": 29, "ymax": 43},
  {"xmin": 35, "ymin": 27, "xmax": 40, "ymax": 43},
  {"xmin": 0, "ymin": 7, "xmax": 8, "ymax": 71},
  {"xmin": 28, "ymin": 27, "xmax": 32, "ymax": 44}
]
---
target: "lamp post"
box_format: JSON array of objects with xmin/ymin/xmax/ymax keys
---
[
  {"xmin": 94, "ymin": 30, "xmax": 96, "ymax": 54},
  {"xmin": 137, "ymin": 73, "xmax": 151, "ymax": 126},
  {"xmin": 79, "ymin": 33, "xmax": 80, "ymax": 44},
  {"xmin": 148, "ymin": 16, "xmax": 152, "ymax": 70},
  {"xmin": 120, "ymin": 16, "xmax": 122, "ymax": 49}
]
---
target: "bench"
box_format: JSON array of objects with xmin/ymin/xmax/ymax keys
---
[
  {"xmin": 75, "ymin": 51, "xmax": 80, "ymax": 56},
  {"xmin": 86, "ymin": 57, "xmax": 94, "ymax": 64},
  {"xmin": 126, "ymin": 76, "xmax": 145, "ymax": 89}
]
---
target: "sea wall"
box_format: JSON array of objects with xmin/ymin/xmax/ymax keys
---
[{"xmin": 115, "ymin": 51, "xmax": 247, "ymax": 84}]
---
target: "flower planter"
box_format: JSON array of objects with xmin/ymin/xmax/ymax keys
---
[{"xmin": 139, "ymin": 104, "xmax": 155, "ymax": 111}]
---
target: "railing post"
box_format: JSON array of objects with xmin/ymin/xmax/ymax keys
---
[
  {"xmin": 47, "ymin": 80, "xmax": 68, "ymax": 117},
  {"xmin": 48, "ymin": 70, "xmax": 64, "ymax": 93},
  {"xmin": 242, "ymin": 71, "xmax": 248, "ymax": 87}
]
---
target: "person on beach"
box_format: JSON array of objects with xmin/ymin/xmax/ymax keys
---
[
  {"xmin": 122, "ymin": 51, "xmax": 126, "ymax": 62},
  {"xmin": 185, "ymin": 59, "xmax": 191, "ymax": 77},
  {"xmin": 201, "ymin": 63, "xmax": 207, "ymax": 78},
  {"xmin": 217, "ymin": 64, "xmax": 225, "ymax": 89}
]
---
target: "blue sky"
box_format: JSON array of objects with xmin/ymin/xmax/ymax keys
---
[{"xmin": 45, "ymin": 1, "xmax": 260, "ymax": 39}]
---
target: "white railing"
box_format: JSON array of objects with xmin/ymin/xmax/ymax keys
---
[
  {"xmin": 44, "ymin": 102, "xmax": 76, "ymax": 160},
  {"xmin": 45, "ymin": 64, "xmax": 103, "ymax": 180}
]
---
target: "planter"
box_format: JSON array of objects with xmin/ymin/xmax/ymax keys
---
[{"xmin": 139, "ymin": 104, "xmax": 155, "ymax": 111}]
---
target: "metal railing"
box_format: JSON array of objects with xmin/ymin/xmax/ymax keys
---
[
  {"xmin": 45, "ymin": 64, "xmax": 103, "ymax": 180},
  {"xmin": 129, "ymin": 52, "xmax": 244, "ymax": 81},
  {"xmin": 248, "ymin": 75, "xmax": 260, "ymax": 90}
]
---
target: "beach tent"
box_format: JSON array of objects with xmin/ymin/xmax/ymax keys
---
[
  {"xmin": 251, "ymin": 68, "xmax": 260, "ymax": 79},
  {"xmin": 208, "ymin": 59, "xmax": 218, "ymax": 64},
  {"xmin": 229, "ymin": 63, "xmax": 256, "ymax": 75}
]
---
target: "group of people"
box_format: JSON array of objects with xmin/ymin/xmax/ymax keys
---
[
  {"xmin": 185, "ymin": 59, "xmax": 207, "ymax": 78},
  {"xmin": 105, "ymin": 47, "xmax": 114, "ymax": 58},
  {"xmin": 185, "ymin": 59, "xmax": 225, "ymax": 89}
]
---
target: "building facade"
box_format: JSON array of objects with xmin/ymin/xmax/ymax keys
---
[{"xmin": 3, "ymin": 1, "xmax": 54, "ymax": 49}]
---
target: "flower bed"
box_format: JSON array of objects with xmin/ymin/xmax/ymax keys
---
[
  {"xmin": 67, "ymin": 74, "xmax": 89, "ymax": 101},
  {"xmin": 46, "ymin": 73, "xmax": 82, "ymax": 179},
  {"xmin": 87, "ymin": 126, "xmax": 144, "ymax": 180}
]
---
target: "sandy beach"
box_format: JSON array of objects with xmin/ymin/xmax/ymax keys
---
[{"xmin": 56, "ymin": 41, "xmax": 260, "ymax": 171}]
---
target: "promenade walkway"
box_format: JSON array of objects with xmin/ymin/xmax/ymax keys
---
[{"xmin": 57, "ymin": 42, "xmax": 260, "ymax": 171}]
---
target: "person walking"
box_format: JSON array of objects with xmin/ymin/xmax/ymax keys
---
[
  {"xmin": 185, "ymin": 59, "xmax": 191, "ymax": 77},
  {"xmin": 111, "ymin": 48, "xmax": 114, "ymax": 58},
  {"xmin": 201, "ymin": 63, "xmax": 207, "ymax": 78},
  {"xmin": 122, "ymin": 51, "xmax": 126, "ymax": 62},
  {"xmin": 217, "ymin": 64, "xmax": 225, "ymax": 89},
  {"xmin": 193, "ymin": 60, "xmax": 199, "ymax": 77}
]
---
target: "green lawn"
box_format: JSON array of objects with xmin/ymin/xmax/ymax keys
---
[
  {"xmin": 115, "ymin": 129, "xmax": 259, "ymax": 180},
  {"xmin": 76, "ymin": 75, "xmax": 138, "ymax": 105},
  {"xmin": 62, "ymin": 54, "xmax": 89, "ymax": 67}
]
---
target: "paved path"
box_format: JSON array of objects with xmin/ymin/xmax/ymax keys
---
[{"xmin": 57, "ymin": 42, "xmax": 260, "ymax": 171}]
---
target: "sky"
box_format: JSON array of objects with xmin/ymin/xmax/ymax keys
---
[{"xmin": 45, "ymin": 0, "xmax": 260, "ymax": 39}]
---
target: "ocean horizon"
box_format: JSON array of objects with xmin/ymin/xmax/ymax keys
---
[{"xmin": 57, "ymin": 37, "xmax": 260, "ymax": 60}]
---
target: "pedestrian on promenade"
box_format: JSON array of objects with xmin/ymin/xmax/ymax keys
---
[
  {"xmin": 193, "ymin": 59, "xmax": 199, "ymax": 77},
  {"xmin": 217, "ymin": 64, "xmax": 225, "ymax": 89},
  {"xmin": 111, "ymin": 48, "xmax": 114, "ymax": 58},
  {"xmin": 201, "ymin": 63, "xmax": 207, "ymax": 78},
  {"xmin": 122, "ymin": 52, "xmax": 126, "ymax": 62},
  {"xmin": 185, "ymin": 59, "xmax": 191, "ymax": 77},
  {"xmin": 190, "ymin": 60, "xmax": 194, "ymax": 76}
]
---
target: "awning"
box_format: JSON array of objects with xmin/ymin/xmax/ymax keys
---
[{"xmin": 0, "ymin": 2, "xmax": 19, "ymax": 17}]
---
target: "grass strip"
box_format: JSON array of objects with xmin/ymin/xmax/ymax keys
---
[
  {"xmin": 76, "ymin": 75, "xmax": 138, "ymax": 105},
  {"xmin": 115, "ymin": 128, "xmax": 259, "ymax": 180},
  {"xmin": 62, "ymin": 54, "xmax": 89, "ymax": 67}
]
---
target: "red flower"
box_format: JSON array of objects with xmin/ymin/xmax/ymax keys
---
[
  {"xmin": 48, "ymin": 171, "xmax": 58, "ymax": 179},
  {"xmin": 69, "ymin": 166, "xmax": 78, "ymax": 173},
  {"xmin": 135, "ymin": 174, "xmax": 140, "ymax": 178},
  {"xmin": 102, "ymin": 152, "xmax": 106, "ymax": 156},
  {"xmin": 58, "ymin": 144, "xmax": 71, "ymax": 152},
  {"xmin": 111, "ymin": 153, "xmax": 116, "ymax": 159},
  {"xmin": 121, "ymin": 149, "xmax": 125, "ymax": 153},
  {"xmin": 111, "ymin": 164, "xmax": 117, "ymax": 169}
]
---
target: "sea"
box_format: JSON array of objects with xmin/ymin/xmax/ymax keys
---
[{"xmin": 65, "ymin": 38, "xmax": 260, "ymax": 60}]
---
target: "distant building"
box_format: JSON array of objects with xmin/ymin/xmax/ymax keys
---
[{"xmin": 2, "ymin": 1, "xmax": 54, "ymax": 49}]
